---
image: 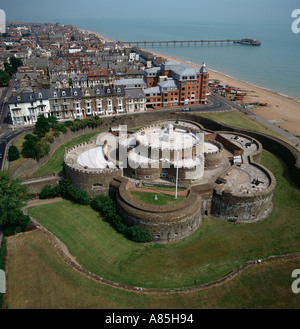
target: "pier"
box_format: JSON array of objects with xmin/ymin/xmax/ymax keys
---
[{"xmin": 121, "ymin": 38, "xmax": 261, "ymax": 47}]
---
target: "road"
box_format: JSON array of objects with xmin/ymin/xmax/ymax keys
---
[
  {"xmin": 211, "ymin": 91, "xmax": 300, "ymax": 145},
  {"xmin": 0, "ymin": 89, "xmax": 299, "ymax": 171}
]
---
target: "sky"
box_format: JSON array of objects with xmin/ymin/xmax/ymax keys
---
[{"xmin": 1, "ymin": 0, "xmax": 299, "ymax": 24}]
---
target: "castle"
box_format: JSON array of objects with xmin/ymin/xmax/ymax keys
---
[{"xmin": 64, "ymin": 119, "xmax": 276, "ymax": 243}]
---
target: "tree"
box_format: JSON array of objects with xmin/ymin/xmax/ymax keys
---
[
  {"xmin": 48, "ymin": 115, "xmax": 58, "ymax": 127},
  {"xmin": 36, "ymin": 139, "xmax": 50, "ymax": 159},
  {"xmin": 8, "ymin": 145, "xmax": 20, "ymax": 161},
  {"xmin": 9, "ymin": 56, "xmax": 23, "ymax": 72},
  {"xmin": 39, "ymin": 184, "xmax": 60, "ymax": 199},
  {"xmin": 34, "ymin": 114, "xmax": 50, "ymax": 138},
  {"xmin": 4, "ymin": 62, "xmax": 15, "ymax": 76},
  {"xmin": 0, "ymin": 69, "xmax": 10, "ymax": 84},
  {"xmin": 22, "ymin": 134, "xmax": 39, "ymax": 159},
  {"xmin": 0, "ymin": 171, "xmax": 30, "ymax": 236}
]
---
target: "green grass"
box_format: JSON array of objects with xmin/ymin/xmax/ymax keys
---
[
  {"xmin": 141, "ymin": 184, "xmax": 186, "ymax": 192},
  {"xmin": 4, "ymin": 229, "xmax": 300, "ymax": 308},
  {"xmin": 129, "ymin": 190, "xmax": 185, "ymax": 205},
  {"xmin": 32, "ymin": 131, "xmax": 100, "ymax": 176},
  {"xmin": 198, "ymin": 110, "xmax": 291, "ymax": 142},
  {"xmin": 26, "ymin": 151, "xmax": 300, "ymax": 290}
]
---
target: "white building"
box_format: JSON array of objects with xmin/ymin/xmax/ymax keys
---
[{"xmin": 8, "ymin": 89, "xmax": 52, "ymax": 126}]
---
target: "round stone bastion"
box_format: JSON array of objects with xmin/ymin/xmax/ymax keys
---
[
  {"xmin": 64, "ymin": 141, "xmax": 122, "ymax": 198},
  {"xmin": 116, "ymin": 179, "xmax": 202, "ymax": 243}
]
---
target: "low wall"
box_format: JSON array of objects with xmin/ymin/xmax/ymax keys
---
[{"xmin": 22, "ymin": 173, "xmax": 60, "ymax": 196}]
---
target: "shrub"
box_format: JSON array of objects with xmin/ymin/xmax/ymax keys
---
[
  {"xmin": 8, "ymin": 145, "xmax": 20, "ymax": 161},
  {"xmin": 39, "ymin": 179, "xmax": 90, "ymax": 206},
  {"xmin": 39, "ymin": 184, "xmax": 60, "ymax": 199},
  {"xmin": 91, "ymin": 195, "xmax": 152, "ymax": 243}
]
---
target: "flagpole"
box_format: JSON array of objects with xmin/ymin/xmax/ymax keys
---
[{"xmin": 175, "ymin": 151, "xmax": 179, "ymax": 199}]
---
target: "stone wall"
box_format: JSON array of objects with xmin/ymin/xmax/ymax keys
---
[
  {"xmin": 204, "ymin": 140, "xmax": 224, "ymax": 170},
  {"xmin": 22, "ymin": 173, "xmax": 60, "ymax": 196},
  {"xmin": 64, "ymin": 163, "xmax": 122, "ymax": 198},
  {"xmin": 116, "ymin": 178, "xmax": 202, "ymax": 243},
  {"xmin": 127, "ymin": 166, "xmax": 161, "ymax": 181},
  {"xmin": 185, "ymin": 114, "xmax": 300, "ymax": 189},
  {"xmin": 211, "ymin": 162, "xmax": 276, "ymax": 222}
]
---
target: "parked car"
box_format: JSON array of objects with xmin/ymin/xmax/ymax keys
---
[
  {"xmin": 0, "ymin": 153, "xmax": 2, "ymax": 159},
  {"xmin": 182, "ymin": 107, "xmax": 191, "ymax": 111}
]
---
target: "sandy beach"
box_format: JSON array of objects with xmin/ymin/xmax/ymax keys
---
[
  {"xmin": 150, "ymin": 50, "xmax": 300, "ymax": 137},
  {"xmin": 84, "ymin": 30, "xmax": 300, "ymax": 137}
]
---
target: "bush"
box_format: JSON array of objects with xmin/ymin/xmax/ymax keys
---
[
  {"xmin": 39, "ymin": 179, "xmax": 90, "ymax": 206},
  {"xmin": 45, "ymin": 134, "xmax": 54, "ymax": 144},
  {"xmin": 22, "ymin": 134, "xmax": 39, "ymax": 159},
  {"xmin": 39, "ymin": 184, "xmax": 60, "ymax": 199},
  {"xmin": 8, "ymin": 145, "xmax": 20, "ymax": 161},
  {"xmin": 36, "ymin": 140, "xmax": 50, "ymax": 159},
  {"xmin": 2, "ymin": 210, "xmax": 30, "ymax": 236},
  {"xmin": 126, "ymin": 225, "xmax": 152, "ymax": 242},
  {"xmin": 91, "ymin": 195, "xmax": 152, "ymax": 243}
]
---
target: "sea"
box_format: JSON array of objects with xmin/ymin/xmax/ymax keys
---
[{"xmin": 46, "ymin": 17, "xmax": 300, "ymax": 101}]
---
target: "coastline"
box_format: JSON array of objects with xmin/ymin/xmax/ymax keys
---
[{"xmin": 83, "ymin": 29, "xmax": 300, "ymax": 137}]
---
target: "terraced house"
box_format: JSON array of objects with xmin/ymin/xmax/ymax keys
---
[
  {"xmin": 8, "ymin": 85, "xmax": 127, "ymax": 125},
  {"xmin": 8, "ymin": 89, "xmax": 52, "ymax": 125}
]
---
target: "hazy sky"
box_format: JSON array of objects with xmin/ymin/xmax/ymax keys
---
[{"xmin": 1, "ymin": 0, "xmax": 299, "ymax": 23}]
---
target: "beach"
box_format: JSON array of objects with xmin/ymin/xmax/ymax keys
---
[
  {"xmin": 151, "ymin": 51, "xmax": 300, "ymax": 137},
  {"xmin": 86, "ymin": 30, "xmax": 300, "ymax": 138}
]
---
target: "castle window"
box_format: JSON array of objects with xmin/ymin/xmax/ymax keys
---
[{"xmin": 92, "ymin": 183, "xmax": 104, "ymax": 190}]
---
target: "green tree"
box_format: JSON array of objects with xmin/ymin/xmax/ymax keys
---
[
  {"xmin": 4, "ymin": 62, "xmax": 15, "ymax": 76},
  {"xmin": 0, "ymin": 69, "xmax": 10, "ymax": 84},
  {"xmin": 9, "ymin": 56, "xmax": 23, "ymax": 72},
  {"xmin": 22, "ymin": 134, "xmax": 39, "ymax": 159},
  {"xmin": 48, "ymin": 115, "xmax": 58, "ymax": 127},
  {"xmin": 39, "ymin": 184, "xmax": 60, "ymax": 199},
  {"xmin": 0, "ymin": 171, "xmax": 30, "ymax": 236},
  {"xmin": 34, "ymin": 114, "xmax": 50, "ymax": 138},
  {"xmin": 36, "ymin": 139, "xmax": 50, "ymax": 159},
  {"xmin": 8, "ymin": 145, "xmax": 20, "ymax": 161}
]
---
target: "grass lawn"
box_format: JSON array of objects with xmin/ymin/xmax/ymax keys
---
[
  {"xmin": 5, "ymin": 229, "xmax": 300, "ymax": 308},
  {"xmin": 32, "ymin": 131, "xmax": 100, "ymax": 176},
  {"xmin": 25, "ymin": 150, "xmax": 300, "ymax": 290},
  {"xmin": 198, "ymin": 110, "xmax": 291, "ymax": 142},
  {"xmin": 141, "ymin": 184, "xmax": 186, "ymax": 192},
  {"xmin": 129, "ymin": 190, "xmax": 185, "ymax": 205}
]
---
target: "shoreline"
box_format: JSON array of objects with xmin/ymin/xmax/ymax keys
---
[{"xmin": 82, "ymin": 29, "xmax": 300, "ymax": 137}]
